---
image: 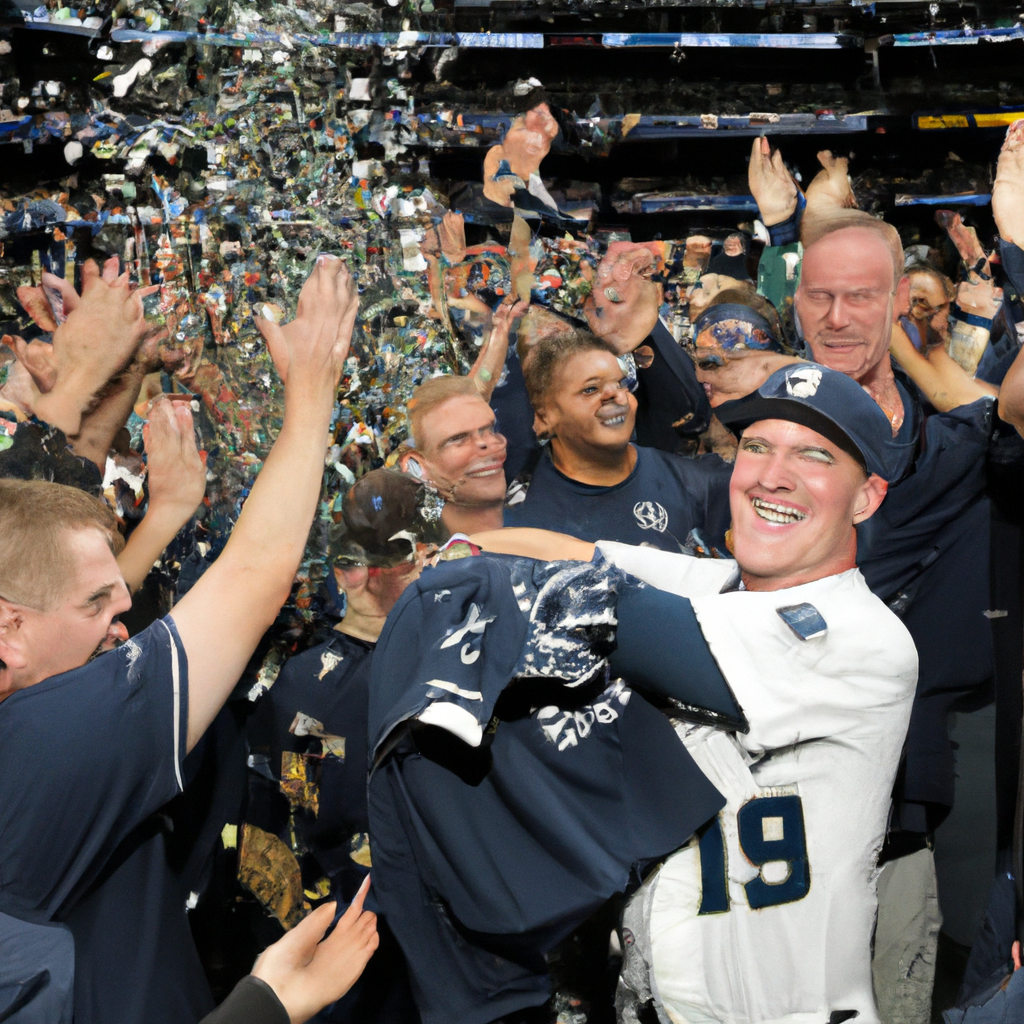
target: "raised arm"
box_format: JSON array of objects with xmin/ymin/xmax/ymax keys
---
[
  {"xmin": 889, "ymin": 321, "xmax": 997, "ymax": 412},
  {"xmin": 172, "ymin": 257, "xmax": 358, "ymax": 751},
  {"xmin": 117, "ymin": 396, "xmax": 207, "ymax": 594},
  {"xmin": 992, "ymin": 120, "xmax": 1024, "ymax": 432},
  {"xmin": 468, "ymin": 297, "xmax": 528, "ymax": 400},
  {"xmin": 992, "ymin": 120, "xmax": 1024, "ymax": 252}
]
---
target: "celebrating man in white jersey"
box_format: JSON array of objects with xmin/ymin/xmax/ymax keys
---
[{"xmin": 475, "ymin": 362, "xmax": 918, "ymax": 1024}]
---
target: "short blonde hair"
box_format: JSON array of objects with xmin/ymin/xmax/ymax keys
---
[
  {"xmin": 0, "ymin": 480, "xmax": 123, "ymax": 610},
  {"xmin": 406, "ymin": 375, "xmax": 481, "ymax": 451},
  {"xmin": 801, "ymin": 209, "xmax": 905, "ymax": 290}
]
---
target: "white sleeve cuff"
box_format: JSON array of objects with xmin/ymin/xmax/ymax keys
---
[{"xmin": 417, "ymin": 702, "xmax": 485, "ymax": 747}]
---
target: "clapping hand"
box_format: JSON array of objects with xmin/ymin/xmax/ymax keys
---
[
  {"xmin": 254, "ymin": 255, "xmax": 358, "ymax": 391},
  {"xmin": 748, "ymin": 137, "xmax": 800, "ymax": 228}
]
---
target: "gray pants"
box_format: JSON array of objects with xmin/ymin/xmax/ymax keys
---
[{"xmin": 872, "ymin": 848, "xmax": 943, "ymax": 1024}]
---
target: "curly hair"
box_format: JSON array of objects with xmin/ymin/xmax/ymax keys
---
[{"xmin": 522, "ymin": 330, "xmax": 620, "ymax": 408}]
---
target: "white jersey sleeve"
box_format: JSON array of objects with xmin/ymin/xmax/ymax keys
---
[{"xmin": 595, "ymin": 541, "xmax": 739, "ymax": 599}]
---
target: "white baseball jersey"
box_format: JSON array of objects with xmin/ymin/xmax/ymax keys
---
[{"xmin": 597, "ymin": 543, "xmax": 919, "ymax": 1024}]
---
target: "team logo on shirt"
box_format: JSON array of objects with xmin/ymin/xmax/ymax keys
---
[
  {"xmin": 633, "ymin": 501, "xmax": 668, "ymax": 532},
  {"xmin": 318, "ymin": 649, "xmax": 344, "ymax": 679}
]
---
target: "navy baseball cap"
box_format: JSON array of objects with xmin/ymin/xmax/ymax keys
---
[{"xmin": 715, "ymin": 363, "xmax": 896, "ymax": 481}]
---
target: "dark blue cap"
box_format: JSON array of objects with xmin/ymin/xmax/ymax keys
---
[{"xmin": 716, "ymin": 363, "xmax": 897, "ymax": 481}]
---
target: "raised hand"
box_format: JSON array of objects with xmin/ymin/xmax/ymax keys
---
[
  {"xmin": 470, "ymin": 295, "xmax": 529, "ymax": 399},
  {"xmin": 254, "ymin": 255, "xmax": 358, "ymax": 391},
  {"xmin": 252, "ymin": 875, "xmax": 379, "ymax": 1024},
  {"xmin": 992, "ymin": 119, "xmax": 1024, "ymax": 248},
  {"xmin": 957, "ymin": 272, "xmax": 1003, "ymax": 319},
  {"xmin": 805, "ymin": 151, "xmax": 857, "ymax": 213},
  {"xmin": 748, "ymin": 137, "xmax": 800, "ymax": 228},
  {"xmin": 142, "ymin": 395, "xmax": 207, "ymax": 527},
  {"xmin": 22, "ymin": 259, "xmax": 159, "ymax": 436},
  {"xmin": 934, "ymin": 210, "xmax": 988, "ymax": 271},
  {"xmin": 114, "ymin": 394, "xmax": 208, "ymax": 594},
  {"xmin": 583, "ymin": 242, "xmax": 662, "ymax": 353},
  {"xmin": 14, "ymin": 256, "xmax": 122, "ymax": 334}
]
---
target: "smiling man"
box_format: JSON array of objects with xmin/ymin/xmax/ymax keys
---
[
  {"xmin": 399, "ymin": 374, "xmax": 508, "ymax": 536},
  {"xmin": 476, "ymin": 362, "xmax": 916, "ymax": 1024},
  {"xmin": 503, "ymin": 330, "xmax": 731, "ymax": 551},
  {"xmin": 608, "ymin": 363, "xmax": 914, "ymax": 1024}
]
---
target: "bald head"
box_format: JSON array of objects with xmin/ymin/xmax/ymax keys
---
[
  {"xmin": 801, "ymin": 210, "xmax": 904, "ymax": 290},
  {"xmin": 795, "ymin": 223, "xmax": 909, "ymax": 383}
]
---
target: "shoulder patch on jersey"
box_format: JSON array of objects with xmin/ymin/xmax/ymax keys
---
[{"xmin": 776, "ymin": 602, "xmax": 828, "ymax": 641}]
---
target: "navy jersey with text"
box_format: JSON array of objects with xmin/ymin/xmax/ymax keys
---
[{"xmin": 366, "ymin": 555, "xmax": 725, "ymax": 1024}]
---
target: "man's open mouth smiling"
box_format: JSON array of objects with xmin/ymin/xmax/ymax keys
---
[{"xmin": 751, "ymin": 497, "xmax": 808, "ymax": 524}]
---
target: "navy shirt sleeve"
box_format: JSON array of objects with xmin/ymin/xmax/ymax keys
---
[
  {"xmin": 633, "ymin": 321, "xmax": 712, "ymax": 449},
  {"xmin": 999, "ymin": 239, "xmax": 1024, "ymax": 297},
  {"xmin": 0, "ymin": 616, "xmax": 188, "ymax": 922},
  {"xmin": 489, "ymin": 340, "xmax": 540, "ymax": 484}
]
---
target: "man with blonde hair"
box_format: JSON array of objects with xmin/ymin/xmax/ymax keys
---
[
  {"xmin": 399, "ymin": 374, "xmax": 509, "ymax": 536},
  {"xmin": 0, "ymin": 257, "xmax": 362, "ymax": 1024},
  {"xmin": 689, "ymin": 140, "xmax": 1007, "ymax": 1022}
]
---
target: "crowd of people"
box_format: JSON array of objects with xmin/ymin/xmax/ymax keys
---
[{"xmin": 2, "ymin": 118, "xmax": 1024, "ymax": 1024}]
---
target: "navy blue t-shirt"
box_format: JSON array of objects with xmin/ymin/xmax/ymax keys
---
[
  {"xmin": 0, "ymin": 616, "xmax": 212, "ymax": 1024},
  {"xmin": 857, "ymin": 385, "xmax": 999, "ymax": 825},
  {"xmin": 245, "ymin": 631, "xmax": 419, "ymax": 1024},
  {"xmin": 504, "ymin": 444, "xmax": 731, "ymax": 553},
  {"xmin": 490, "ymin": 320, "xmax": 713, "ymax": 484}
]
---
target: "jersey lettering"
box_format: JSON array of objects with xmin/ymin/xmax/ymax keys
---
[
  {"xmin": 697, "ymin": 817, "xmax": 729, "ymax": 915},
  {"xmin": 697, "ymin": 794, "xmax": 810, "ymax": 915}
]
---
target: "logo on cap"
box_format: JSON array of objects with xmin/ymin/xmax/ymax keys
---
[{"xmin": 784, "ymin": 367, "xmax": 823, "ymax": 399}]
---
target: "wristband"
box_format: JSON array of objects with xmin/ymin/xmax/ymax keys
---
[{"xmin": 767, "ymin": 191, "xmax": 806, "ymax": 248}]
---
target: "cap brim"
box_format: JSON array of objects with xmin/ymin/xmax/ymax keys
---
[{"xmin": 716, "ymin": 394, "xmax": 870, "ymax": 474}]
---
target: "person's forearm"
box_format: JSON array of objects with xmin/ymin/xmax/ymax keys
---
[
  {"xmin": 68, "ymin": 366, "xmax": 147, "ymax": 469},
  {"xmin": 891, "ymin": 329, "xmax": 996, "ymax": 412},
  {"xmin": 117, "ymin": 507, "xmax": 191, "ymax": 594},
  {"xmin": 175, "ymin": 377, "xmax": 334, "ymax": 750},
  {"xmin": 223, "ymin": 385, "xmax": 332, "ymax": 573},
  {"xmin": 31, "ymin": 381, "xmax": 90, "ymax": 437},
  {"xmin": 471, "ymin": 528, "xmax": 595, "ymax": 562},
  {"xmin": 469, "ymin": 328, "xmax": 509, "ymax": 401}
]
